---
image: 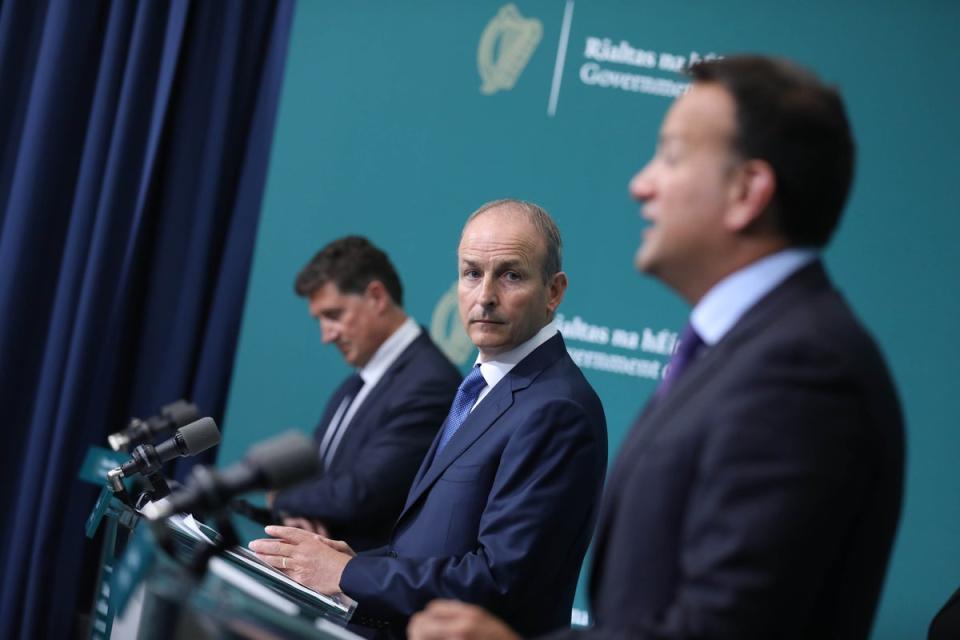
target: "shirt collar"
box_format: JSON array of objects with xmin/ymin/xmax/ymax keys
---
[
  {"xmin": 473, "ymin": 322, "xmax": 558, "ymax": 392},
  {"xmin": 358, "ymin": 317, "xmax": 421, "ymax": 386},
  {"xmin": 691, "ymin": 248, "xmax": 818, "ymax": 346}
]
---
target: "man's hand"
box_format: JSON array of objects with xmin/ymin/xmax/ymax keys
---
[
  {"xmin": 249, "ymin": 525, "xmax": 355, "ymax": 594},
  {"xmin": 282, "ymin": 516, "xmax": 330, "ymax": 537},
  {"xmin": 407, "ymin": 600, "xmax": 521, "ymax": 640}
]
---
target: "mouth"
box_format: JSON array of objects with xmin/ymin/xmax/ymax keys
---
[
  {"xmin": 640, "ymin": 216, "xmax": 657, "ymax": 236},
  {"xmin": 470, "ymin": 318, "xmax": 506, "ymax": 326}
]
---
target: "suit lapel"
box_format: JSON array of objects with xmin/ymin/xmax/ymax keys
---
[
  {"xmin": 395, "ymin": 333, "xmax": 565, "ymax": 524},
  {"xmin": 591, "ymin": 262, "xmax": 832, "ymax": 601},
  {"xmin": 315, "ymin": 376, "xmax": 358, "ymax": 446},
  {"xmin": 623, "ymin": 261, "xmax": 832, "ymax": 455},
  {"xmin": 344, "ymin": 334, "xmax": 422, "ymax": 433},
  {"xmin": 398, "ymin": 382, "xmax": 515, "ymax": 517}
]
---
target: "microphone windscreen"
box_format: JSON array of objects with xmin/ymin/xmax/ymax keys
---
[
  {"xmin": 246, "ymin": 432, "xmax": 319, "ymax": 490},
  {"xmin": 178, "ymin": 417, "xmax": 221, "ymax": 455}
]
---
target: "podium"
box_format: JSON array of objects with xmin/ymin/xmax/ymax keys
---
[
  {"xmin": 117, "ymin": 528, "xmax": 360, "ymax": 640},
  {"xmin": 80, "ymin": 446, "xmax": 138, "ymax": 639},
  {"xmin": 81, "ymin": 445, "xmax": 360, "ymax": 640}
]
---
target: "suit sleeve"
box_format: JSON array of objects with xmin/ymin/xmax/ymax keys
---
[
  {"xmin": 339, "ymin": 398, "xmax": 606, "ymax": 622},
  {"xmin": 633, "ymin": 343, "xmax": 877, "ymax": 638},
  {"xmin": 272, "ymin": 374, "xmax": 453, "ymax": 530}
]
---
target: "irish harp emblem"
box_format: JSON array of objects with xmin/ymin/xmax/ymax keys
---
[
  {"xmin": 431, "ymin": 281, "xmax": 475, "ymax": 366},
  {"xmin": 478, "ymin": 4, "xmax": 543, "ymax": 95}
]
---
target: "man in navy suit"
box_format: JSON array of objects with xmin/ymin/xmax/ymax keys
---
[
  {"xmin": 269, "ymin": 236, "xmax": 461, "ymax": 551},
  {"xmin": 252, "ymin": 201, "xmax": 608, "ymax": 637},
  {"xmin": 407, "ymin": 56, "xmax": 904, "ymax": 640}
]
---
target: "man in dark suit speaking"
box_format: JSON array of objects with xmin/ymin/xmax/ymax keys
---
[
  {"xmin": 252, "ymin": 201, "xmax": 608, "ymax": 637},
  {"xmin": 269, "ymin": 236, "xmax": 461, "ymax": 552},
  {"xmin": 407, "ymin": 56, "xmax": 905, "ymax": 640}
]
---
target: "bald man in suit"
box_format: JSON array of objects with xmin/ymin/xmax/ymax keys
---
[{"xmin": 253, "ymin": 202, "xmax": 607, "ymax": 638}]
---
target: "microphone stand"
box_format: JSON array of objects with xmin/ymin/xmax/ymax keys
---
[
  {"xmin": 135, "ymin": 507, "xmax": 238, "ymax": 639},
  {"xmin": 134, "ymin": 472, "xmax": 171, "ymax": 509}
]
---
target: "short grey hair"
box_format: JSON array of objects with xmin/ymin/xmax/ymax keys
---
[{"xmin": 464, "ymin": 198, "xmax": 562, "ymax": 282}]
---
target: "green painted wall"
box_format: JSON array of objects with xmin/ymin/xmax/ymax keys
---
[{"xmin": 220, "ymin": 2, "xmax": 960, "ymax": 636}]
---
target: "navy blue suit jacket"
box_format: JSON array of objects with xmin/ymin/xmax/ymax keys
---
[
  {"xmin": 340, "ymin": 333, "xmax": 608, "ymax": 637},
  {"xmin": 273, "ymin": 330, "xmax": 460, "ymax": 551},
  {"xmin": 550, "ymin": 262, "xmax": 904, "ymax": 640}
]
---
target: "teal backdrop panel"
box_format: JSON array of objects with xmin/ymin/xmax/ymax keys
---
[{"xmin": 220, "ymin": 2, "xmax": 960, "ymax": 637}]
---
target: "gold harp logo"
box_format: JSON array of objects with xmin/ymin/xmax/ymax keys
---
[
  {"xmin": 478, "ymin": 4, "xmax": 543, "ymax": 95},
  {"xmin": 430, "ymin": 281, "xmax": 475, "ymax": 366}
]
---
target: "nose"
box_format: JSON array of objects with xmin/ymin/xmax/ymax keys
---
[
  {"xmin": 477, "ymin": 274, "xmax": 498, "ymax": 309},
  {"xmin": 629, "ymin": 161, "xmax": 655, "ymax": 203},
  {"xmin": 319, "ymin": 319, "xmax": 338, "ymax": 344}
]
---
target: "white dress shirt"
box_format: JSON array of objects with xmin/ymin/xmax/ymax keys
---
[
  {"xmin": 471, "ymin": 321, "xmax": 559, "ymax": 409},
  {"xmin": 691, "ymin": 248, "xmax": 818, "ymax": 346}
]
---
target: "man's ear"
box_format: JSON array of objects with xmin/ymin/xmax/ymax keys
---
[
  {"xmin": 725, "ymin": 159, "xmax": 776, "ymax": 232},
  {"xmin": 364, "ymin": 280, "xmax": 391, "ymax": 313},
  {"xmin": 546, "ymin": 271, "xmax": 568, "ymax": 315}
]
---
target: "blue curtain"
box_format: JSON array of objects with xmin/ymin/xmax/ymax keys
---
[{"xmin": 0, "ymin": 0, "xmax": 294, "ymax": 637}]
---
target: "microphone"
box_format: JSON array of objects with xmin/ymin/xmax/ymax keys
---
[
  {"xmin": 109, "ymin": 400, "xmax": 201, "ymax": 452},
  {"xmin": 148, "ymin": 432, "xmax": 319, "ymax": 520},
  {"xmin": 115, "ymin": 417, "xmax": 221, "ymax": 480}
]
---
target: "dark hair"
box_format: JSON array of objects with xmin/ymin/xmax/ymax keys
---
[
  {"xmin": 294, "ymin": 236, "xmax": 403, "ymax": 306},
  {"xmin": 466, "ymin": 198, "xmax": 562, "ymax": 282},
  {"xmin": 689, "ymin": 55, "xmax": 855, "ymax": 247}
]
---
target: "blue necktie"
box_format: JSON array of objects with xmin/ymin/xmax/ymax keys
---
[
  {"xmin": 655, "ymin": 323, "xmax": 704, "ymax": 398},
  {"xmin": 436, "ymin": 366, "xmax": 487, "ymax": 454}
]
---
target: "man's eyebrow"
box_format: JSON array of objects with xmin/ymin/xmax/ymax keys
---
[
  {"xmin": 494, "ymin": 259, "xmax": 524, "ymax": 271},
  {"xmin": 314, "ymin": 306, "xmax": 342, "ymax": 317},
  {"xmin": 459, "ymin": 257, "xmax": 526, "ymax": 270}
]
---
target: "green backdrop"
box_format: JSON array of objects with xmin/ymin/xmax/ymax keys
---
[{"xmin": 219, "ymin": 2, "xmax": 960, "ymax": 637}]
